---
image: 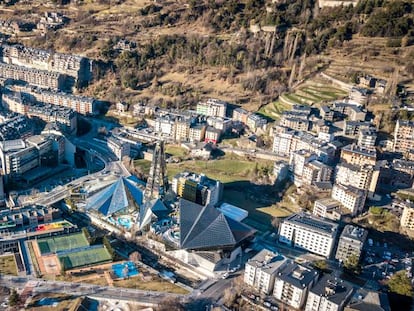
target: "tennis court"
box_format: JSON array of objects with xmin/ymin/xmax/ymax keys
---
[
  {"xmin": 59, "ymin": 247, "xmax": 112, "ymax": 270},
  {"xmin": 37, "ymin": 232, "xmax": 89, "ymax": 255}
]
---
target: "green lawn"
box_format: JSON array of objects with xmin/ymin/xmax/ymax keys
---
[
  {"xmin": 113, "ymin": 276, "xmax": 189, "ymax": 294},
  {"xmin": 134, "ymin": 159, "xmax": 152, "ymax": 175},
  {"xmin": 258, "ymin": 100, "xmax": 291, "ymax": 120},
  {"xmin": 165, "ymin": 145, "xmax": 188, "ymax": 157},
  {"xmin": 167, "ymin": 154, "xmax": 272, "ymax": 183},
  {"xmin": 0, "ymin": 254, "xmax": 18, "ymax": 276},
  {"xmin": 37, "ymin": 232, "xmax": 89, "ymax": 255}
]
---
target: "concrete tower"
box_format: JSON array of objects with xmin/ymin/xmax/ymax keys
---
[{"xmin": 144, "ymin": 140, "xmax": 169, "ymax": 201}]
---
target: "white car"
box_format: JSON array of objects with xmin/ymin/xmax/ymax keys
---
[{"xmin": 222, "ymin": 273, "xmax": 229, "ymax": 279}]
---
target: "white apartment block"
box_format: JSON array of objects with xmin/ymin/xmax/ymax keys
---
[
  {"xmin": 273, "ymin": 126, "xmax": 296, "ymax": 156},
  {"xmin": 154, "ymin": 117, "xmax": 176, "ymax": 137},
  {"xmin": 331, "ymin": 184, "xmax": 366, "ymax": 216},
  {"xmin": 335, "ymin": 163, "xmax": 379, "ymax": 198},
  {"xmin": 401, "ymin": 201, "xmax": 414, "ymax": 230},
  {"xmin": 107, "ymin": 136, "xmax": 130, "ymax": 160},
  {"xmin": 305, "ymin": 275, "xmax": 354, "ymax": 311},
  {"xmin": 273, "ymin": 261, "xmax": 319, "ymax": 309},
  {"xmin": 313, "ymin": 198, "xmax": 341, "ymax": 220},
  {"xmin": 278, "ymin": 214, "xmax": 338, "ymax": 258},
  {"xmin": 196, "ymin": 98, "xmax": 227, "ymax": 118},
  {"xmin": 246, "ymin": 113, "xmax": 267, "ymax": 131},
  {"xmin": 290, "ymin": 150, "xmax": 317, "ymax": 186},
  {"xmin": 244, "ymin": 249, "xmax": 287, "ymax": 294},
  {"xmin": 394, "ymin": 120, "xmax": 414, "ymax": 156},
  {"xmin": 302, "ymin": 160, "xmax": 332, "ymax": 186}
]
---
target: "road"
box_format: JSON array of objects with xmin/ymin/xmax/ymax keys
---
[{"xmin": 0, "ymin": 275, "xmax": 184, "ymax": 305}]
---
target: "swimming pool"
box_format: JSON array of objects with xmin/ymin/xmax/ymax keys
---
[
  {"xmin": 112, "ymin": 261, "xmax": 138, "ymax": 279},
  {"xmin": 117, "ymin": 216, "xmax": 133, "ymax": 230}
]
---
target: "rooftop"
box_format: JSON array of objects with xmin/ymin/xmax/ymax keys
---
[
  {"xmin": 247, "ymin": 249, "xmax": 287, "ymax": 275},
  {"xmin": 340, "ymin": 225, "xmax": 368, "ymax": 242},
  {"xmin": 283, "ymin": 213, "xmax": 338, "ymax": 235},
  {"xmin": 310, "ymin": 274, "xmax": 354, "ymax": 306},
  {"xmin": 276, "ymin": 261, "xmax": 318, "ymax": 288}
]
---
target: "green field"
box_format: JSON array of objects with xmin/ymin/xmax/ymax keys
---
[
  {"xmin": 167, "ymin": 155, "xmax": 272, "ymax": 183},
  {"xmin": 37, "ymin": 233, "xmax": 89, "ymax": 255},
  {"xmin": 59, "ymin": 247, "xmax": 112, "ymax": 270},
  {"xmin": 0, "ymin": 254, "xmax": 18, "ymax": 276},
  {"xmin": 165, "ymin": 145, "xmax": 188, "ymax": 157}
]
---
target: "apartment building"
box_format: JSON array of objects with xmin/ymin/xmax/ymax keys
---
[
  {"xmin": 171, "ymin": 171, "xmax": 223, "ymax": 206},
  {"xmin": 348, "ymin": 88, "xmax": 368, "ymax": 105},
  {"xmin": 290, "ymin": 150, "xmax": 317, "ymax": 186},
  {"xmin": 196, "ymin": 98, "xmax": 227, "ymax": 118},
  {"xmin": 394, "ymin": 120, "xmax": 414, "ymax": 156},
  {"xmin": 358, "ymin": 128, "xmax": 377, "ymax": 147},
  {"xmin": 189, "ymin": 124, "xmax": 207, "ymax": 142},
  {"xmin": 107, "ymin": 136, "xmax": 130, "ymax": 160},
  {"xmin": 0, "ymin": 62, "xmax": 66, "ymax": 90},
  {"xmin": 154, "ymin": 116, "xmax": 176, "ymax": 138},
  {"xmin": 0, "ymin": 115, "xmax": 33, "ymax": 141},
  {"xmin": 305, "ymin": 275, "xmax": 354, "ymax": 311},
  {"xmin": 0, "ymin": 139, "xmax": 39, "ymax": 179},
  {"xmin": 246, "ymin": 113, "xmax": 267, "ymax": 131},
  {"xmin": 335, "ymin": 225, "xmax": 367, "ymax": 264},
  {"xmin": 174, "ymin": 118, "xmax": 191, "ymax": 142},
  {"xmin": 273, "ymin": 126, "xmax": 297, "ymax": 156},
  {"xmin": 205, "ymin": 127, "xmax": 221, "ymax": 144},
  {"xmin": 340, "ymin": 144, "xmax": 376, "ymax": 166},
  {"xmin": 206, "ymin": 117, "xmax": 232, "ymax": 132},
  {"xmin": 232, "ymin": 107, "xmax": 249, "ymax": 124},
  {"xmin": 1, "ymin": 44, "xmax": 92, "ymax": 86},
  {"xmin": 331, "ymin": 184, "xmax": 366, "ymax": 216},
  {"xmin": 313, "ymin": 198, "xmax": 342, "ymax": 221},
  {"xmin": 320, "ymin": 105, "xmax": 334, "ymax": 122},
  {"xmin": 279, "ymin": 213, "xmax": 338, "ymax": 258},
  {"xmin": 335, "ymin": 163, "xmax": 379, "ymax": 198},
  {"xmin": 302, "ymin": 160, "xmax": 333, "ymax": 186},
  {"xmin": 400, "ymin": 201, "xmax": 414, "ymax": 230},
  {"xmin": 273, "ymin": 261, "xmax": 319, "ymax": 309},
  {"xmin": 343, "ymin": 121, "xmax": 374, "ymax": 137},
  {"xmin": 244, "ymin": 249, "xmax": 287, "ymax": 294}
]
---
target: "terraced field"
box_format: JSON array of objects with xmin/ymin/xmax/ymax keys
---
[{"xmin": 259, "ymin": 78, "xmax": 348, "ymax": 120}]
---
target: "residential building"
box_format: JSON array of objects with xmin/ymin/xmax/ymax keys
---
[
  {"xmin": 401, "ymin": 201, "xmax": 414, "ymax": 231},
  {"xmin": 0, "ymin": 62, "xmax": 66, "ymax": 90},
  {"xmin": 246, "ymin": 113, "xmax": 267, "ymax": 131},
  {"xmin": 302, "ymin": 160, "xmax": 333, "ymax": 186},
  {"xmin": 345, "ymin": 289, "xmax": 391, "ymax": 311},
  {"xmin": 305, "ymin": 275, "xmax": 354, "ymax": 311},
  {"xmin": 335, "ymin": 163, "xmax": 379, "ymax": 198},
  {"xmin": 359, "ymin": 75, "xmax": 376, "ymax": 88},
  {"xmin": 196, "ymin": 98, "xmax": 227, "ymax": 118},
  {"xmin": 1, "ymin": 43, "xmax": 92, "ymax": 86},
  {"xmin": 116, "ymin": 101, "xmax": 128, "ymax": 113},
  {"xmin": 206, "ymin": 117, "xmax": 232, "ymax": 132},
  {"xmin": 272, "ymin": 126, "xmax": 296, "ymax": 156},
  {"xmin": 335, "ymin": 225, "xmax": 367, "ymax": 264},
  {"xmin": 205, "ymin": 126, "xmax": 221, "ymax": 144},
  {"xmin": 290, "ymin": 150, "xmax": 317, "ymax": 186},
  {"xmin": 171, "ymin": 172, "xmax": 223, "ymax": 206},
  {"xmin": 320, "ymin": 105, "xmax": 334, "ymax": 122},
  {"xmin": 340, "ymin": 144, "xmax": 376, "ymax": 166},
  {"xmin": 107, "ymin": 136, "xmax": 130, "ymax": 160},
  {"xmin": 313, "ymin": 198, "xmax": 341, "ymax": 220},
  {"xmin": 278, "ymin": 213, "xmax": 338, "ymax": 258},
  {"xmin": 331, "ymin": 184, "xmax": 366, "ymax": 215},
  {"xmin": 273, "ymin": 261, "xmax": 319, "ymax": 309},
  {"xmin": 348, "ymin": 87, "xmax": 368, "ymax": 105},
  {"xmin": 358, "ymin": 128, "xmax": 377, "ymax": 147},
  {"xmin": 232, "ymin": 107, "xmax": 249, "ymax": 124},
  {"xmin": 393, "ymin": 120, "xmax": 414, "ymax": 157},
  {"xmin": 0, "ymin": 115, "xmax": 32, "ymax": 141},
  {"xmin": 155, "ymin": 116, "xmax": 176, "ymax": 138},
  {"xmin": 0, "ymin": 139, "xmax": 39, "ymax": 180},
  {"xmin": 189, "ymin": 124, "xmax": 206, "ymax": 142},
  {"xmin": 343, "ymin": 121, "xmax": 373, "ymax": 137},
  {"xmin": 174, "ymin": 118, "xmax": 191, "ymax": 142},
  {"xmin": 274, "ymin": 161, "xmax": 289, "ymax": 183},
  {"xmin": 37, "ymin": 12, "xmax": 67, "ymax": 32},
  {"xmin": 244, "ymin": 249, "xmax": 287, "ymax": 294}
]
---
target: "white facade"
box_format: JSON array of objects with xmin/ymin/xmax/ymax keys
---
[
  {"xmin": 331, "ymin": 184, "xmax": 366, "ymax": 216},
  {"xmin": 278, "ymin": 214, "xmax": 338, "ymax": 258}
]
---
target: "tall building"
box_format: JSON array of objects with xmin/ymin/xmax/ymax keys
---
[
  {"xmin": 331, "ymin": 184, "xmax": 366, "ymax": 216},
  {"xmin": 393, "ymin": 120, "xmax": 414, "ymax": 157},
  {"xmin": 335, "ymin": 225, "xmax": 368, "ymax": 264},
  {"xmin": 273, "ymin": 261, "xmax": 319, "ymax": 309},
  {"xmin": 278, "ymin": 213, "xmax": 338, "ymax": 258},
  {"xmin": 400, "ymin": 201, "xmax": 414, "ymax": 230},
  {"xmin": 196, "ymin": 99, "xmax": 227, "ymax": 118},
  {"xmin": 305, "ymin": 275, "xmax": 354, "ymax": 311},
  {"xmin": 244, "ymin": 249, "xmax": 287, "ymax": 294},
  {"xmin": 340, "ymin": 144, "xmax": 376, "ymax": 166},
  {"xmin": 313, "ymin": 198, "xmax": 342, "ymax": 221},
  {"xmin": 144, "ymin": 141, "xmax": 169, "ymax": 201},
  {"xmin": 171, "ymin": 171, "xmax": 222, "ymax": 206}
]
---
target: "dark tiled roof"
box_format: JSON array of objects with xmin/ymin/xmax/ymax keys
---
[
  {"xmin": 179, "ymin": 199, "xmax": 255, "ymax": 250},
  {"xmin": 276, "ymin": 261, "xmax": 318, "ymax": 288},
  {"xmin": 310, "ymin": 274, "xmax": 354, "ymax": 306}
]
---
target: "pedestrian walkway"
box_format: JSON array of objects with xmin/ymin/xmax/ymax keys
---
[{"xmin": 104, "ymin": 271, "xmax": 113, "ymax": 286}]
